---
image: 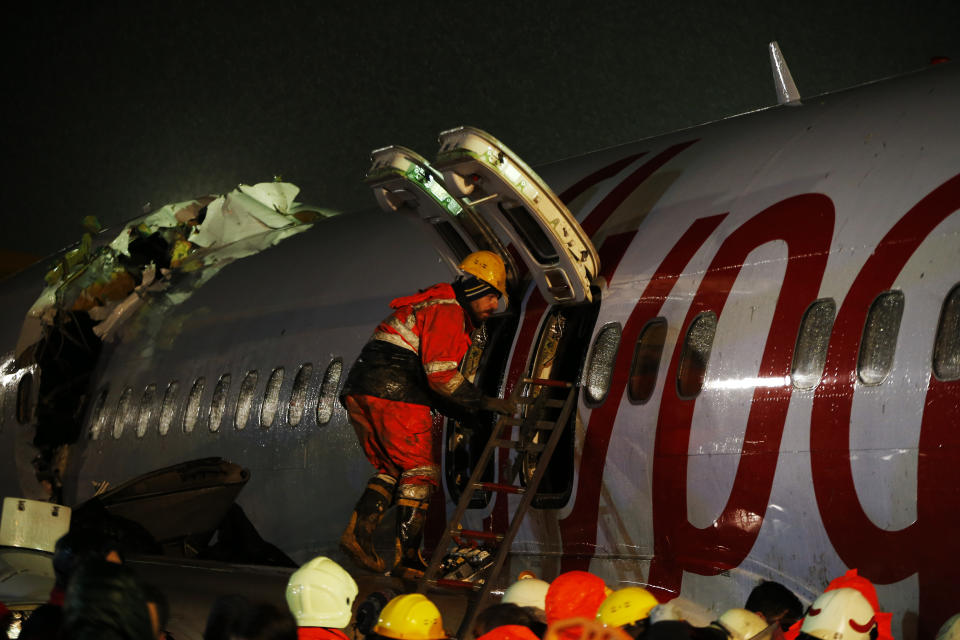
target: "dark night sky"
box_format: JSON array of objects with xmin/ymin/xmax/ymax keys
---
[{"xmin": 5, "ymin": 1, "xmax": 959, "ymax": 264}]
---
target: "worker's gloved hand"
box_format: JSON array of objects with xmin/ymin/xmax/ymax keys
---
[{"xmin": 481, "ymin": 396, "xmax": 516, "ymax": 415}]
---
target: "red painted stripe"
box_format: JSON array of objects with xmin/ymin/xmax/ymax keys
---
[
  {"xmin": 649, "ymin": 194, "xmax": 834, "ymax": 593},
  {"xmin": 559, "ymin": 154, "xmax": 646, "ymax": 205},
  {"xmin": 809, "ymin": 173, "xmax": 960, "ymax": 638},
  {"xmin": 558, "ymin": 213, "xmax": 727, "ymax": 568},
  {"xmin": 580, "ymin": 141, "xmax": 699, "ymax": 239}
]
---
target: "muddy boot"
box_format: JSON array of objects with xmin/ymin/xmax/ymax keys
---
[
  {"xmin": 340, "ymin": 474, "xmax": 395, "ymax": 573},
  {"xmin": 391, "ymin": 483, "xmax": 433, "ymax": 580}
]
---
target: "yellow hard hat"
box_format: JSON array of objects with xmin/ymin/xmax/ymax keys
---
[
  {"xmin": 459, "ymin": 251, "xmax": 508, "ymax": 301},
  {"xmin": 596, "ymin": 587, "xmax": 659, "ymax": 628},
  {"xmin": 373, "ymin": 594, "xmax": 446, "ymax": 640}
]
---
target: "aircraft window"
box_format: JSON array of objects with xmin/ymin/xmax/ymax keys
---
[
  {"xmin": 113, "ymin": 387, "xmax": 134, "ymax": 439},
  {"xmin": 135, "ymin": 384, "xmax": 157, "ymax": 438},
  {"xmin": 677, "ymin": 312, "xmax": 718, "ymax": 398},
  {"xmin": 316, "ymin": 358, "xmax": 343, "ymax": 426},
  {"xmin": 183, "ymin": 377, "xmax": 206, "ymax": 433},
  {"xmin": 858, "ymin": 290, "xmax": 905, "ymax": 385},
  {"xmin": 433, "ymin": 221, "xmax": 472, "ymax": 263},
  {"xmin": 584, "ymin": 323, "xmax": 622, "ymax": 406},
  {"xmin": 159, "ymin": 381, "xmax": 179, "ymax": 436},
  {"xmin": 933, "ymin": 283, "xmax": 960, "ymax": 381},
  {"xmin": 16, "ymin": 373, "xmax": 33, "ymax": 425},
  {"xmin": 289, "ymin": 363, "xmax": 314, "ymax": 427},
  {"xmin": 235, "ymin": 370, "xmax": 259, "ymax": 430},
  {"xmin": 261, "ymin": 367, "xmax": 285, "ymax": 428},
  {"xmin": 791, "ymin": 299, "xmax": 837, "ymax": 389},
  {"xmin": 629, "ymin": 318, "xmax": 668, "ymax": 404},
  {"xmin": 89, "ymin": 387, "xmax": 110, "ymax": 440},
  {"xmin": 498, "ymin": 203, "xmax": 558, "ymax": 264},
  {"xmin": 209, "ymin": 374, "xmax": 231, "ymax": 432}
]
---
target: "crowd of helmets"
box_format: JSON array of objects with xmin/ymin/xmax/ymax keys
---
[{"xmin": 2, "ymin": 534, "xmax": 958, "ymax": 640}]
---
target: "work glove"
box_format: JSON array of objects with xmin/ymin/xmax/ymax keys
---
[{"xmin": 480, "ymin": 396, "xmax": 516, "ymax": 415}]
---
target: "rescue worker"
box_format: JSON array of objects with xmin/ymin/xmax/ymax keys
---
[
  {"xmin": 339, "ymin": 251, "xmax": 515, "ymax": 579},
  {"xmin": 368, "ymin": 594, "xmax": 447, "ymax": 640},
  {"xmin": 285, "ymin": 556, "xmax": 358, "ymax": 640},
  {"xmin": 501, "ymin": 574, "xmax": 551, "ymax": 621},
  {"xmin": 596, "ymin": 586, "xmax": 659, "ymax": 639},
  {"xmin": 786, "ymin": 569, "xmax": 892, "ymax": 640}
]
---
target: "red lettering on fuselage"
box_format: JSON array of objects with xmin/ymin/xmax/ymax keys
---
[
  {"xmin": 486, "ymin": 144, "xmax": 701, "ymax": 532},
  {"xmin": 809, "ymin": 174, "xmax": 960, "ymax": 637},
  {"xmin": 558, "ymin": 213, "xmax": 727, "ymax": 566},
  {"xmin": 647, "ymin": 195, "xmax": 835, "ymax": 589}
]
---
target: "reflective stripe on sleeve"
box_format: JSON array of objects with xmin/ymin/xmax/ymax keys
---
[
  {"xmin": 436, "ymin": 371, "xmax": 467, "ymax": 395},
  {"xmin": 372, "ymin": 331, "xmax": 417, "ymax": 353},
  {"xmin": 385, "ymin": 314, "xmax": 420, "ymax": 350},
  {"xmin": 424, "ymin": 360, "xmax": 459, "ymax": 374}
]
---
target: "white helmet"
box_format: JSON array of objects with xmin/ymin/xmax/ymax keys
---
[
  {"xmin": 716, "ymin": 608, "xmax": 771, "ymax": 640},
  {"xmin": 937, "ymin": 614, "xmax": 960, "ymax": 640},
  {"xmin": 502, "ymin": 576, "xmax": 550, "ymax": 611},
  {"xmin": 286, "ymin": 556, "xmax": 359, "ymax": 628},
  {"xmin": 800, "ymin": 588, "xmax": 876, "ymax": 640}
]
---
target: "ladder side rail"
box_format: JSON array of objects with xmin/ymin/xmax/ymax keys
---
[{"xmin": 456, "ymin": 384, "xmax": 579, "ymax": 637}]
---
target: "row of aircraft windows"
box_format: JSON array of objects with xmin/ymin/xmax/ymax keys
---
[
  {"xmin": 584, "ymin": 284, "xmax": 960, "ymax": 405},
  {"xmin": 89, "ymin": 359, "xmax": 343, "ymax": 440}
]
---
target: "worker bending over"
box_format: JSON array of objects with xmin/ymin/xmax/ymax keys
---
[{"xmin": 340, "ymin": 250, "xmax": 514, "ymax": 579}]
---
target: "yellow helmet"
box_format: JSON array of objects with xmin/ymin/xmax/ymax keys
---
[
  {"xmin": 459, "ymin": 251, "xmax": 508, "ymax": 301},
  {"xmin": 373, "ymin": 594, "xmax": 446, "ymax": 640},
  {"xmin": 596, "ymin": 587, "xmax": 659, "ymax": 628}
]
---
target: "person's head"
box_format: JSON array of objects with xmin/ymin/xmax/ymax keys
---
[
  {"xmin": 473, "ymin": 603, "xmax": 544, "ymax": 638},
  {"xmin": 285, "ymin": 555, "xmax": 358, "ymax": 629},
  {"xmin": 372, "ymin": 594, "xmax": 446, "ymax": 640},
  {"xmin": 502, "ymin": 576, "xmax": 550, "ymax": 613},
  {"xmin": 457, "ymin": 251, "xmax": 508, "ymax": 323},
  {"xmin": 715, "ymin": 609, "xmax": 771, "ymax": 640},
  {"xmin": 744, "ymin": 581, "xmax": 802, "ymax": 635},
  {"xmin": 475, "ymin": 624, "xmax": 543, "ymax": 640},
  {"xmin": 544, "ymin": 571, "xmax": 608, "ymax": 626},
  {"xmin": 937, "ymin": 614, "xmax": 960, "ymax": 640},
  {"xmin": 596, "ymin": 586, "xmax": 658, "ymax": 639},
  {"xmin": 798, "ymin": 588, "xmax": 876, "ymax": 640},
  {"xmin": 60, "ymin": 558, "xmax": 154, "ymax": 640},
  {"xmin": 52, "ymin": 528, "xmax": 123, "ymax": 590}
]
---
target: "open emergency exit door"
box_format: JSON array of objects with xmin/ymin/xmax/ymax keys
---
[
  {"xmin": 365, "ymin": 145, "xmax": 519, "ymax": 297},
  {"xmin": 435, "ymin": 126, "xmax": 600, "ymax": 305}
]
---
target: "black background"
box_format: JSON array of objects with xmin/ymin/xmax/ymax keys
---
[{"xmin": 5, "ymin": 1, "xmax": 958, "ymax": 259}]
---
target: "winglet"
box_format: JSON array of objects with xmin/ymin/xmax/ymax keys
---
[{"xmin": 768, "ymin": 41, "xmax": 801, "ymax": 105}]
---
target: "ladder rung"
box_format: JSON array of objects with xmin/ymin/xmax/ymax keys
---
[
  {"xmin": 515, "ymin": 396, "xmax": 566, "ymax": 408},
  {"xmin": 456, "ymin": 529, "xmax": 504, "ymax": 542},
  {"xmin": 435, "ymin": 578, "xmax": 481, "ymax": 590},
  {"xmin": 473, "ymin": 482, "xmax": 525, "ymax": 494},
  {"xmin": 492, "ymin": 439, "xmax": 545, "ymax": 452},
  {"xmin": 523, "ymin": 377, "xmax": 573, "ymax": 388}
]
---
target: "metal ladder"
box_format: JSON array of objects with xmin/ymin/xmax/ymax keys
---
[{"xmin": 418, "ymin": 377, "xmax": 578, "ymax": 637}]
